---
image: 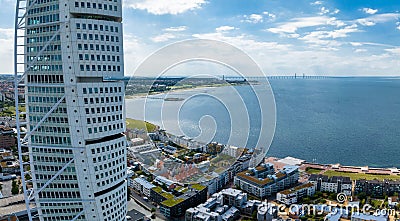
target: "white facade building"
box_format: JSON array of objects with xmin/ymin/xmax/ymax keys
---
[
  {"xmin": 276, "ymin": 183, "xmax": 315, "ymax": 205},
  {"xmin": 309, "ymin": 175, "xmax": 352, "ymax": 196},
  {"xmin": 234, "ymin": 165, "xmax": 299, "ymax": 198},
  {"xmin": 132, "ymin": 177, "xmax": 155, "ymax": 197},
  {"xmin": 26, "ymin": 0, "xmax": 126, "ymax": 220}
]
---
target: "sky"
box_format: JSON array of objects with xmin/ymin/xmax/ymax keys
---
[{"xmin": 0, "ymin": 0, "xmax": 399, "ymax": 76}]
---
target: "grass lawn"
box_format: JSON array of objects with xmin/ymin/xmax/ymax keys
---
[
  {"xmin": 323, "ymin": 170, "xmax": 400, "ymax": 181},
  {"xmin": 0, "ymin": 105, "xmax": 25, "ymax": 117},
  {"xmin": 126, "ymin": 118, "xmax": 157, "ymax": 132},
  {"xmin": 306, "ymin": 167, "xmax": 323, "ymax": 174}
]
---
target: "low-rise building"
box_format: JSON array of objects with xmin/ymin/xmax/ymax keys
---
[
  {"xmin": 0, "ymin": 161, "xmax": 19, "ymax": 174},
  {"xmin": 131, "ymin": 177, "xmax": 155, "ymax": 197},
  {"xmin": 277, "ymin": 182, "xmax": 315, "ymax": 205},
  {"xmin": 309, "ymin": 174, "xmax": 352, "ymax": 195},
  {"xmin": 355, "ymin": 179, "xmax": 400, "ymax": 197},
  {"xmin": 220, "ymin": 188, "xmax": 247, "ymax": 208},
  {"xmin": 0, "ymin": 126, "xmax": 15, "ymax": 149},
  {"xmin": 186, "ymin": 188, "xmax": 268, "ymax": 221},
  {"xmin": 234, "ymin": 164, "xmax": 299, "ymax": 198},
  {"xmin": 153, "ymin": 184, "xmax": 208, "ymax": 218}
]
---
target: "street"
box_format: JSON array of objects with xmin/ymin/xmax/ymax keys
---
[{"xmin": 128, "ymin": 189, "xmax": 166, "ymax": 221}]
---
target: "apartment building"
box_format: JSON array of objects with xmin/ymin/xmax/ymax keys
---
[
  {"xmin": 277, "ymin": 183, "xmax": 316, "ymax": 205},
  {"xmin": 309, "ymin": 174, "xmax": 352, "ymax": 195},
  {"xmin": 234, "ymin": 164, "xmax": 299, "ymax": 198}
]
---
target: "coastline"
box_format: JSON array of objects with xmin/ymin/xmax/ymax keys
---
[
  {"xmin": 125, "ymin": 83, "xmax": 230, "ymax": 99},
  {"xmin": 125, "ymin": 116, "xmax": 400, "ymax": 175},
  {"xmin": 124, "ymin": 78, "xmax": 400, "ymax": 170},
  {"xmin": 266, "ymin": 156, "xmax": 400, "ymax": 178}
]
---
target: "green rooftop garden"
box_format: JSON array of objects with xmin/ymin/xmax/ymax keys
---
[
  {"xmin": 191, "ymin": 184, "xmax": 206, "ymax": 191},
  {"xmin": 161, "ymin": 192, "xmax": 174, "ymax": 199},
  {"xmin": 175, "ymin": 186, "xmax": 183, "ymax": 191},
  {"xmin": 174, "ymin": 186, "xmax": 189, "ymax": 193},
  {"xmin": 161, "ymin": 198, "xmax": 185, "ymax": 207},
  {"xmin": 152, "ymin": 186, "xmax": 163, "ymax": 193}
]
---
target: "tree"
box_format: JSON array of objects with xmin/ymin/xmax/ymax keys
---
[
  {"xmin": 151, "ymin": 208, "xmax": 156, "ymax": 213},
  {"xmin": 11, "ymin": 180, "xmax": 19, "ymax": 195},
  {"xmin": 328, "ymin": 192, "xmax": 337, "ymax": 201},
  {"xmin": 252, "ymin": 211, "xmax": 257, "ymax": 220},
  {"xmin": 357, "ymin": 192, "xmax": 367, "ymax": 201},
  {"xmin": 300, "ymin": 216, "xmax": 308, "ymax": 221}
]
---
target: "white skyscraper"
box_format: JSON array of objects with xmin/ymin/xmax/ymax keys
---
[{"xmin": 25, "ymin": 0, "xmax": 127, "ymax": 220}]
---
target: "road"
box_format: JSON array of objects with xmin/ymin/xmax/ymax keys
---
[{"xmin": 128, "ymin": 189, "xmax": 166, "ymax": 220}]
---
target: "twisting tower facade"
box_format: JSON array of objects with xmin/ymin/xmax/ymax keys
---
[{"xmin": 15, "ymin": 0, "xmax": 127, "ymax": 220}]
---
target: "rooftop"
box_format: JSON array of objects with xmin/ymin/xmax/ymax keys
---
[
  {"xmin": 191, "ymin": 183, "xmax": 206, "ymax": 191},
  {"xmin": 126, "ymin": 209, "xmax": 145, "ymax": 221},
  {"xmin": 161, "ymin": 197, "xmax": 185, "ymax": 207},
  {"xmin": 152, "ymin": 186, "xmax": 163, "ymax": 193},
  {"xmin": 279, "ymin": 183, "xmax": 314, "ymax": 195},
  {"xmin": 133, "ymin": 177, "xmax": 155, "ymax": 189},
  {"xmin": 236, "ymin": 171, "xmax": 274, "ymax": 186},
  {"xmin": 221, "ymin": 188, "xmax": 245, "ymax": 197},
  {"xmin": 277, "ymin": 156, "xmax": 305, "ymax": 166},
  {"xmin": 161, "ymin": 192, "xmax": 174, "ymax": 199}
]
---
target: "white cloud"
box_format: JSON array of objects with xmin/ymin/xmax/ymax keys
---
[
  {"xmin": 350, "ymin": 42, "xmax": 363, "ymax": 46},
  {"xmin": 123, "ymin": 34, "xmax": 155, "ymax": 75},
  {"xmin": 357, "ymin": 20, "xmax": 376, "ymax": 26},
  {"xmin": 349, "ymin": 42, "xmax": 394, "ymax": 47},
  {"xmin": 298, "ymin": 25, "xmax": 360, "ymax": 50},
  {"xmin": 242, "ymin": 14, "xmax": 263, "ymax": 24},
  {"xmin": 311, "ymin": 1, "xmax": 323, "ymax": 5},
  {"xmin": 288, "ymin": 33, "xmax": 300, "ymax": 38},
  {"xmin": 216, "ymin": 26, "xmax": 236, "ymax": 32},
  {"xmin": 385, "ymin": 48, "xmax": 400, "ymax": 55},
  {"xmin": 263, "ymin": 11, "xmax": 276, "ymax": 20},
  {"xmin": 355, "ymin": 49, "xmax": 367, "ymax": 53},
  {"xmin": 123, "ymin": 0, "xmax": 207, "ymax": 15},
  {"xmin": 0, "ymin": 28, "xmax": 14, "ymax": 74},
  {"xmin": 332, "ymin": 9, "xmax": 340, "ymax": 14},
  {"xmin": 191, "ymin": 31, "xmax": 400, "ymax": 76},
  {"xmin": 319, "ymin": 7, "xmax": 330, "ymax": 15},
  {"xmin": 362, "ymin": 8, "xmax": 378, "ymax": 15},
  {"xmin": 192, "ymin": 32, "xmax": 292, "ymax": 52},
  {"xmin": 163, "ymin": 26, "xmax": 187, "ymax": 32},
  {"xmin": 267, "ymin": 16, "xmax": 345, "ymax": 34},
  {"xmin": 150, "ymin": 33, "xmax": 178, "ymax": 42},
  {"xmin": 356, "ymin": 13, "xmax": 400, "ymax": 26}
]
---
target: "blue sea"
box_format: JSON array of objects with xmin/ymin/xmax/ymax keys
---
[{"xmin": 125, "ymin": 77, "xmax": 400, "ymax": 168}]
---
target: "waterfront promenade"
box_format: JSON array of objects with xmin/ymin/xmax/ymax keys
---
[{"xmin": 265, "ymin": 156, "xmax": 400, "ymax": 180}]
